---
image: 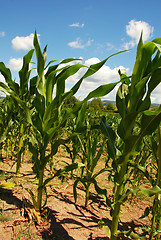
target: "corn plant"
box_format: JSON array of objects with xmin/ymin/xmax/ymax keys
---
[
  {"xmin": 0, "ymin": 96, "xmax": 15, "ymax": 161},
  {"xmin": 149, "ymin": 127, "xmax": 161, "ymax": 239},
  {"xmin": 31, "ymin": 33, "xmax": 125, "ymax": 211},
  {"xmin": 131, "ymin": 126, "xmax": 161, "ymax": 239},
  {"xmin": 0, "ymin": 49, "xmax": 35, "ymax": 175},
  {"xmin": 101, "ymin": 35, "xmax": 161, "ymax": 239},
  {"xmin": 65, "ymin": 104, "xmax": 107, "ymax": 207},
  {"xmin": 23, "ymin": 32, "xmax": 124, "ymax": 211},
  {"xmin": 0, "ymin": 30, "xmax": 125, "ymax": 212}
]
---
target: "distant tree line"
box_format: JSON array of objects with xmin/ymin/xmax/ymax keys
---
[{"xmin": 64, "ymin": 96, "xmax": 116, "ymax": 112}]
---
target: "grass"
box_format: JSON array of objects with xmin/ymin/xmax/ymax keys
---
[
  {"xmin": 0, "ymin": 202, "xmax": 11, "ymax": 222},
  {"xmin": 0, "ymin": 211, "xmax": 11, "ymax": 222},
  {"xmin": 13, "ymin": 223, "xmax": 39, "ymax": 240}
]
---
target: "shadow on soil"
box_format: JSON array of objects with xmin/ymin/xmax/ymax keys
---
[
  {"xmin": 0, "ymin": 172, "xmax": 148, "ymax": 240},
  {"xmin": 39, "ymin": 191, "xmax": 147, "ymax": 240},
  {"xmin": 0, "ymin": 189, "xmax": 22, "ymax": 209}
]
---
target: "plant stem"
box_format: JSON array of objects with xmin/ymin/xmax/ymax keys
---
[
  {"xmin": 85, "ymin": 183, "xmax": 90, "ymax": 208},
  {"xmin": 35, "ymin": 169, "xmax": 44, "ymax": 212},
  {"xmin": 16, "ymin": 151, "xmax": 21, "ymax": 176},
  {"xmin": 156, "ymin": 127, "xmax": 161, "ymax": 239},
  {"xmin": 6, "ymin": 138, "xmax": 9, "ymax": 162},
  {"xmin": 0, "ymin": 143, "xmax": 2, "ymax": 159},
  {"xmin": 150, "ymin": 198, "xmax": 157, "ymax": 240},
  {"xmin": 111, "ymin": 164, "xmax": 127, "ymax": 240},
  {"xmin": 150, "ymin": 127, "xmax": 161, "ymax": 240}
]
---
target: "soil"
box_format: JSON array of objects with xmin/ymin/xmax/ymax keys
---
[{"xmin": 0, "ymin": 149, "xmax": 151, "ymax": 240}]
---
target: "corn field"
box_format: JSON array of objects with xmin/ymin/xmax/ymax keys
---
[{"xmin": 0, "ymin": 32, "xmax": 161, "ymax": 239}]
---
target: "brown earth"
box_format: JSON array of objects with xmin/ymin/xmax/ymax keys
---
[{"xmin": 0, "ymin": 149, "xmax": 151, "ymax": 240}]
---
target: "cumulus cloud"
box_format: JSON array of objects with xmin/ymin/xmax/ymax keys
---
[
  {"xmin": 12, "ymin": 33, "xmax": 38, "ymax": 51},
  {"xmin": 68, "ymin": 37, "xmax": 93, "ymax": 49},
  {"xmin": 7, "ymin": 58, "xmax": 23, "ymax": 71},
  {"xmin": 0, "ymin": 74, "xmax": 6, "ymax": 96},
  {"xmin": 150, "ymin": 83, "xmax": 161, "ymax": 104},
  {"xmin": 0, "ymin": 74, "xmax": 5, "ymax": 83},
  {"xmin": 65, "ymin": 57, "xmax": 128, "ymax": 101},
  {"xmin": 106, "ymin": 42, "xmax": 116, "ymax": 51},
  {"xmin": 69, "ymin": 22, "xmax": 85, "ymax": 28},
  {"xmin": 0, "ymin": 32, "xmax": 5, "ymax": 37},
  {"xmin": 123, "ymin": 19, "xmax": 154, "ymax": 49}
]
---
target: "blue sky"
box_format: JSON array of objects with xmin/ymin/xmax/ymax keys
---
[{"xmin": 0, "ymin": 0, "xmax": 161, "ymax": 103}]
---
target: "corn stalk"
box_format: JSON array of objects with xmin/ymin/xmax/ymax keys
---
[{"xmin": 101, "ymin": 34, "xmax": 161, "ymax": 239}]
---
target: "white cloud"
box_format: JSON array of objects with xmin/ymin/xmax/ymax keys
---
[
  {"xmin": 12, "ymin": 33, "xmax": 37, "ymax": 51},
  {"xmin": 0, "ymin": 74, "xmax": 5, "ymax": 83},
  {"xmin": 86, "ymin": 39, "xmax": 93, "ymax": 47},
  {"xmin": 123, "ymin": 19, "xmax": 154, "ymax": 49},
  {"xmin": 7, "ymin": 58, "xmax": 23, "ymax": 71},
  {"xmin": 68, "ymin": 38, "xmax": 84, "ymax": 49},
  {"xmin": 68, "ymin": 37, "xmax": 93, "ymax": 49},
  {"xmin": 65, "ymin": 57, "xmax": 129, "ymax": 101},
  {"xmin": 106, "ymin": 42, "xmax": 116, "ymax": 51},
  {"xmin": 65, "ymin": 58, "xmax": 160, "ymax": 104},
  {"xmin": 0, "ymin": 32, "xmax": 5, "ymax": 37},
  {"xmin": 69, "ymin": 22, "xmax": 84, "ymax": 28},
  {"xmin": 0, "ymin": 74, "xmax": 6, "ymax": 96},
  {"xmin": 150, "ymin": 83, "xmax": 161, "ymax": 104}
]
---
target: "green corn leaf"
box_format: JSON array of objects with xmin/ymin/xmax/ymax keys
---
[
  {"xmin": 56, "ymin": 64, "xmax": 85, "ymax": 97},
  {"xmin": 117, "ymin": 112, "xmax": 138, "ymax": 141},
  {"xmin": 45, "ymin": 71, "xmax": 56, "ymax": 105},
  {"xmin": 23, "ymin": 186, "xmax": 37, "ymax": 208},
  {"xmin": 100, "ymin": 116, "xmax": 116, "ymax": 161},
  {"xmin": 152, "ymin": 37, "xmax": 161, "ymax": 52},
  {"xmin": 140, "ymin": 206, "xmax": 151, "ymax": 219},
  {"xmin": 0, "ymin": 182, "xmax": 15, "ymax": 189},
  {"xmin": 54, "ymin": 162, "xmax": 84, "ymax": 178},
  {"xmin": 73, "ymin": 178, "xmax": 87, "ymax": 203},
  {"xmin": 131, "ymin": 33, "xmax": 143, "ymax": 91},
  {"xmin": 0, "ymin": 119, "xmax": 12, "ymax": 143},
  {"xmin": 133, "ymin": 74, "xmax": 151, "ymax": 110},
  {"xmin": 0, "ymin": 62, "xmax": 13, "ymax": 89},
  {"xmin": 116, "ymin": 82, "xmax": 129, "ymax": 119},
  {"xmin": 45, "ymin": 64, "xmax": 59, "ymax": 78},
  {"xmin": 141, "ymin": 185, "xmax": 161, "ymax": 197},
  {"xmin": 33, "ymin": 31, "xmax": 45, "ymax": 78},
  {"xmin": 75, "ymin": 103, "xmax": 87, "ymax": 130},
  {"xmin": 120, "ymin": 185, "xmax": 161, "ymax": 203},
  {"xmin": 33, "ymin": 95, "xmax": 45, "ymax": 121},
  {"xmin": 140, "ymin": 108, "xmax": 161, "ymax": 137},
  {"xmin": 134, "ymin": 163, "xmax": 155, "ymax": 186},
  {"xmin": 92, "ymin": 167, "xmax": 109, "ymax": 179},
  {"xmin": 84, "ymin": 82, "xmax": 119, "ymax": 102},
  {"xmin": 116, "ymin": 230, "xmax": 147, "ymax": 239},
  {"xmin": 46, "ymin": 138, "xmax": 71, "ymax": 160},
  {"xmin": 19, "ymin": 49, "xmax": 34, "ymax": 97},
  {"xmin": 60, "ymin": 58, "xmax": 83, "ymax": 64},
  {"xmin": 43, "ymin": 45, "xmax": 47, "ymax": 63},
  {"xmin": 29, "ymin": 76, "xmax": 37, "ymax": 95},
  {"xmin": 73, "ymin": 178, "xmax": 79, "ymax": 203},
  {"xmin": 41, "ymin": 186, "xmax": 48, "ymax": 209},
  {"xmin": 92, "ymin": 178, "xmax": 111, "ymax": 207},
  {"xmin": 129, "ymin": 35, "xmax": 161, "ymax": 112},
  {"xmin": 33, "ymin": 31, "xmax": 46, "ymax": 96},
  {"xmin": 98, "ymin": 220, "xmax": 111, "ymax": 238},
  {"xmin": 82, "ymin": 50, "xmax": 127, "ymax": 80},
  {"xmin": 90, "ymin": 142, "xmax": 104, "ymax": 173},
  {"xmin": 0, "ymin": 82, "xmax": 26, "ymax": 108},
  {"xmin": 64, "ymin": 51, "xmax": 126, "ymax": 101},
  {"xmin": 32, "ymin": 114, "xmax": 43, "ymax": 134},
  {"xmin": 42, "ymin": 163, "xmax": 84, "ymax": 188},
  {"xmin": 139, "ymin": 68, "xmax": 161, "ymax": 112}
]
